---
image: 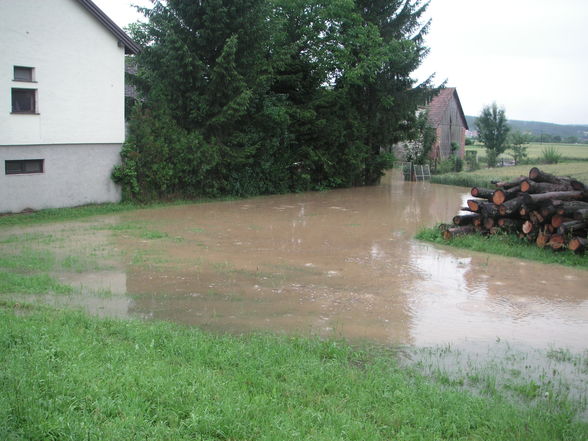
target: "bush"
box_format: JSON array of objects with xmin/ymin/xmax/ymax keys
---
[{"xmin": 541, "ymin": 146, "xmax": 563, "ymax": 164}]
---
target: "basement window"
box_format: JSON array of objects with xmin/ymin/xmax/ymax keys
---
[
  {"xmin": 11, "ymin": 88, "xmax": 37, "ymax": 114},
  {"xmin": 5, "ymin": 159, "xmax": 44, "ymax": 175},
  {"xmin": 13, "ymin": 66, "xmax": 34, "ymax": 82}
]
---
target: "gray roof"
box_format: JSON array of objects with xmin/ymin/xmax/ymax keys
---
[{"xmin": 76, "ymin": 0, "xmax": 141, "ymax": 54}]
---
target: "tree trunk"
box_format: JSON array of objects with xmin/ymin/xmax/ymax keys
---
[
  {"xmin": 557, "ymin": 220, "xmax": 587, "ymax": 235},
  {"xmin": 498, "ymin": 196, "xmax": 526, "ymax": 216}
]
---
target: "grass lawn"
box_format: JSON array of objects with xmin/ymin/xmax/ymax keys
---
[
  {"xmin": 1, "ymin": 303, "xmax": 587, "ymax": 440},
  {"xmin": 431, "ymin": 162, "xmax": 588, "ymax": 188},
  {"xmin": 466, "ymin": 142, "xmax": 588, "ymax": 161},
  {"xmin": 416, "ymin": 227, "xmax": 588, "ymax": 269}
]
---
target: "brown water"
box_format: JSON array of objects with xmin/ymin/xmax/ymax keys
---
[{"xmin": 4, "ymin": 171, "xmax": 588, "ymax": 350}]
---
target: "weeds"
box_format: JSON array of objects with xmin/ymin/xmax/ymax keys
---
[{"xmin": 542, "ymin": 146, "xmax": 563, "ymax": 164}]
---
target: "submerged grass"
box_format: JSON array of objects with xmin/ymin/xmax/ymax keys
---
[
  {"xmin": 416, "ymin": 227, "xmax": 588, "ymax": 269},
  {"xmin": 1, "ymin": 305, "xmax": 586, "ymax": 440}
]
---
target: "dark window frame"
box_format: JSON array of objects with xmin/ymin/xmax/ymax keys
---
[
  {"xmin": 11, "ymin": 88, "xmax": 37, "ymax": 114},
  {"xmin": 13, "ymin": 66, "xmax": 35, "ymax": 82},
  {"xmin": 5, "ymin": 159, "xmax": 44, "ymax": 175}
]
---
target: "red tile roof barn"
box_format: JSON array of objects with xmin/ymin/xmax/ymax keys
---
[{"xmin": 427, "ymin": 88, "xmax": 468, "ymax": 130}]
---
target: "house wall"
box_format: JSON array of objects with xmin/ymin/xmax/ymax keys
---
[
  {"xmin": 0, "ymin": 0, "xmax": 126, "ymax": 145},
  {"xmin": 0, "ymin": 144, "xmax": 121, "ymax": 213},
  {"xmin": 437, "ymin": 97, "xmax": 467, "ymax": 160},
  {"xmin": 0, "ymin": 0, "xmax": 127, "ymax": 212}
]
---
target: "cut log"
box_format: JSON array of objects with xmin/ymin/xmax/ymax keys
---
[
  {"xmin": 557, "ymin": 221, "xmax": 587, "ymax": 235},
  {"xmin": 479, "ymin": 202, "xmax": 501, "ymax": 218},
  {"xmin": 555, "ymin": 201, "xmax": 588, "ymax": 217},
  {"xmin": 529, "ymin": 168, "xmax": 586, "ymax": 191},
  {"xmin": 551, "ymin": 214, "xmax": 571, "ymax": 229},
  {"xmin": 498, "ymin": 196, "xmax": 527, "ymax": 216},
  {"xmin": 569, "ymin": 237, "xmax": 588, "ymax": 254},
  {"xmin": 522, "ymin": 220, "xmax": 535, "ymax": 235},
  {"xmin": 483, "ymin": 217, "xmax": 495, "ymax": 230},
  {"xmin": 529, "ymin": 210, "xmax": 545, "ymax": 225},
  {"xmin": 497, "ymin": 218, "xmax": 524, "ymax": 231},
  {"xmin": 491, "ymin": 186, "xmax": 521, "ymax": 205},
  {"xmin": 520, "ymin": 180, "xmax": 573, "ymax": 193},
  {"xmin": 526, "ymin": 191, "xmax": 584, "ymax": 204},
  {"xmin": 452, "ymin": 213, "xmax": 481, "ymax": 226},
  {"xmin": 536, "ymin": 231, "xmax": 551, "ymax": 249},
  {"xmin": 547, "ymin": 234, "xmax": 566, "ymax": 251},
  {"xmin": 466, "ymin": 199, "xmax": 484, "ymax": 212},
  {"xmin": 443, "ymin": 225, "xmax": 476, "ymax": 240},
  {"xmin": 470, "ymin": 187, "xmax": 495, "ymax": 199},
  {"xmin": 574, "ymin": 208, "xmax": 588, "ymax": 221},
  {"xmin": 539, "ymin": 203, "xmax": 560, "ymax": 219},
  {"xmin": 492, "ymin": 176, "xmax": 527, "ymax": 189}
]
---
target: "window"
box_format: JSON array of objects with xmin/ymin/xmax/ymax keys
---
[
  {"xmin": 5, "ymin": 159, "xmax": 44, "ymax": 175},
  {"xmin": 14, "ymin": 66, "xmax": 34, "ymax": 82},
  {"xmin": 11, "ymin": 88, "xmax": 36, "ymax": 113}
]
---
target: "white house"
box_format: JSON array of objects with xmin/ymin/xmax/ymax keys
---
[{"xmin": 0, "ymin": 0, "xmax": 139, "ymax": 213}]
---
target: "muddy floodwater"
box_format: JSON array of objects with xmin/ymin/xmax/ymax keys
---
[{"xmin": 4, "ymin": 171, "xmax": 588, "ymax": 350}]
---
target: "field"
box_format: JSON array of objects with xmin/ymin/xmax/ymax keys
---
[
  {"xmin": 466, "ymin": 142, "xmax": 588, "ymax": 161},
  {"xmin": 431, "ymin": 162, "xmax": 588, "ymax": 188}
]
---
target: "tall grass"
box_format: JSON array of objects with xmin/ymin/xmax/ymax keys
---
[
  {"xmin": 541, "ymin": 146, "xmax": 563, "ymax": 164},
  {"xmin": 1, "ymin": 305, "xmax": 586, "ymax": 440}
]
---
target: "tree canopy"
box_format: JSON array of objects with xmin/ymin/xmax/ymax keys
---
[
  {"xmin": 115, "ymin": 0, "xmax": 435, "ymax": 200},
  {"xmin": 475, "ymin": 103, "xmax": 510, "ymax": 167}
]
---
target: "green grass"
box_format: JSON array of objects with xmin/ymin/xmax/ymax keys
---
[
  {"xmin": 0, "ymin": 196, "xmax": 243, "ymax": 228},
  {"xmin": 0, "ymin": 304, "xmax": 586, "ymax": 440},
  {"xmin": 0, "ymin": 271, "xmax": 73, "ymax": 294},
  {"xmin": 416, "ymin": 227, "xmax": 588, "ymax": 269},
  {"xmin": 467, "ymin": 142, "xmax": 588, "ymax": 161},
  {"xmin": 431, "ymin": 162, "xmax": 588, "ymax": 188}
]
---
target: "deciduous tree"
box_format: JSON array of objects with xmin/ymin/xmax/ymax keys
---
[{"xmin": 475, "ymin": 103, "xmax": 510, "ymax": 167}]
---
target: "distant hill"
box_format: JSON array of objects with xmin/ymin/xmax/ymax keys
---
[{"xmin": 465, "ymin": 116, "xmax": 588, "ymax": 141}]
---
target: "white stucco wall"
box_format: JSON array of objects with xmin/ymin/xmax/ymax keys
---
[
  {"xmin": 0, "ymin": 0, "xmax": 126, "ymax": 145},
  {"xmin": 0, "ymin": 144, "xmax": 121, "ymax": 213}
]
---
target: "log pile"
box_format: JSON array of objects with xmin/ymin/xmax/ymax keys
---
[{"xmin": 443, "ymin": 167, "xmax": 588, "ymax": 255}]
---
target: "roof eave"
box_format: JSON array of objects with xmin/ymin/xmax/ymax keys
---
[{"xmin": 76, "ymin": 0, "xmax": 141, "ymax": 55}]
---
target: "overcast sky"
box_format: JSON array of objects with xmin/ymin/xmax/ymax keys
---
[{"xmin": 95, "ymin": 0, "xmax": 588, "ymax": 125}]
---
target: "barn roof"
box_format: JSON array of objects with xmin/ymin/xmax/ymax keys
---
[
  {"xmin": 76, "ymin": 0, "xmax": 141, "ymax": 54},
  {"xmin": 426, "ymin": 87, "xmax": 468, "ymax": 130}
]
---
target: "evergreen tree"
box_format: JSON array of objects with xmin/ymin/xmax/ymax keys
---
[{"xmin": 118, "ymin": 0, "xmax": 434, "ymax": 199}]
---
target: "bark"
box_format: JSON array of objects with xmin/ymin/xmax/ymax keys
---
[
  {"xmin": 557, "ymin": 221, "xmax": 587, "ymax": 235},
  {"xmin": 555, "ymin": 201, "xmax": 588, "ymax": 217},
  {"xmin": 498, "ymin": 196, "xmax": 527, "ymax": 216},
  {"xmin": 443, "ymin": 225, "xmax": 476, "ymax": 240},
  {"xmin": 529, "ymin": 168, "xmax": 586, "ymax": 191},
  {"xmin": 492, "ymin": 176, "xmax": 527, "ymax": 189},
  {"xmin": 574, "ymin": 208, "xmax": 588, "ymax": 221},
  {"xmin": 520, "ymin": 180, "xmax": 572, "ymax": 193},
  {"xmin": 527, "ymin": 191, "xmax": 583, "ymax": 204},
  {"xmin": 452, "ymin": 213, "xmax": 481, "ymax": 226},
  {"xmin": 497, "ymin": 218, "xmax": 524, "ymax": 231}
]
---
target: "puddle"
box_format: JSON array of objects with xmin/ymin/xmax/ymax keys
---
[{"xmin": 1, "ymin": 171, "xmax": 587, "ymax": 351}]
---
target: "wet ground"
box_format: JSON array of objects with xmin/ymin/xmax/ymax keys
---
[{"xmin": 2, "ymin": 171, "xmax": 588, "ymax": 350}]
